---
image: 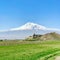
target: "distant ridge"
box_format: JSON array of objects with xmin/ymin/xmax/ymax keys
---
[
  {"xmin": 40, "ymin": 32, "xmax": 60, "ymax": 40},
  {"xmin": 28, "ymin": 32, "xmax": 60, "ymax": 41}
]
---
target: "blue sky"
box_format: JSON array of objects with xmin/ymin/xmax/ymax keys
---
[{"xmin": 0, "ymin": 0, "xmax": 60, "ymax": 30}]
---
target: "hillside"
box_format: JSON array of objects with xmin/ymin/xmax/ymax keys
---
[
  {"xmin": 40, "ymin": 32, "xmax": 60, "ymax": 40},
  {"xmin": 27, "ymin": 32, "xmax": 60, "ymax": 41}
]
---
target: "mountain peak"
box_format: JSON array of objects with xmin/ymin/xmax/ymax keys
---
[
  {"xmin": 10, "ymin": 22, "xmax": 60, "ymax": 32},
  {"xmin": 11, "ymin": 22, "xmax": 46, "ymax": 31},
  {"xmin": 25, "ymin": 22, "xmax": 35, "ymax": 25}
]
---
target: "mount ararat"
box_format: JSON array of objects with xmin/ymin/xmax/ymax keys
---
[{"xmin": 0, "ymin": 22, "xmax": 60, "ymax": 39}]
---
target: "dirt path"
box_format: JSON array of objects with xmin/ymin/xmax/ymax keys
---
[{"xmin": 55, "ymin": 56, "xmax": 60, "ymax": 60}]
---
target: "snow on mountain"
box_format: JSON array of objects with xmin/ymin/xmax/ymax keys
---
[
  {"xmin": 0, "ymin": 22, "xmax": 60, "ymax": 39},
  {"xmin": 0, "ymin": 22, "xmax": 60, "ymax": 32},
  {"xmin": 10, "ymin": 22, "xmax": 47, "ymax": 31},
  {"xmin": 10, "ymin": 22, "xmax": 60, "ymax": 32}
]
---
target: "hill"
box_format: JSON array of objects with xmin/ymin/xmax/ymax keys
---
[
  {"xmin": 27, "ymin": 32, "xmax": 60, "ymax": 41},
  {"xmin": 40, "ymin": 32, "xmax": 60, "ymax": 40}
]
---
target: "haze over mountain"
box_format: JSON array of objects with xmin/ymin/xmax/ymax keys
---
[{"xmin": 0, "ymin": 22, "xmax": 60, "ymax": 39}]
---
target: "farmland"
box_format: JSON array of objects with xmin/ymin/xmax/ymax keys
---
[{"xmin": 0, "ymin": 40, "xmax": 60, "ymax": 60}]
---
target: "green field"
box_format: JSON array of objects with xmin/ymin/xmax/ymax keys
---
[{"xmin": 0, "ymin": 40, "xmax": 60, "ymax": 60}]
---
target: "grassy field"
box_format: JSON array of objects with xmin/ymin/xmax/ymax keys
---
[{"xmin": 0, "ymin": 40, "xmax": 60, "ymax": 60}]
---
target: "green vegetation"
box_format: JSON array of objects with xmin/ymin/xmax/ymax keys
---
[{"xmin": 0, "ymin": 40, "xmax": 60, "ymax": 60}]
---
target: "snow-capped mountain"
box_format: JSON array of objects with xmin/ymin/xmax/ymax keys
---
[
  {"xmin": 10, "ymin": 22, "xmax": 46, "ymax": 31},
  {"xmin": 0, "ymin": 22, "xmax": 60, "ymax": 39},
  {"xmin": 10, "ymin": 22, "xmax": 60, "ymax": 32}
]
